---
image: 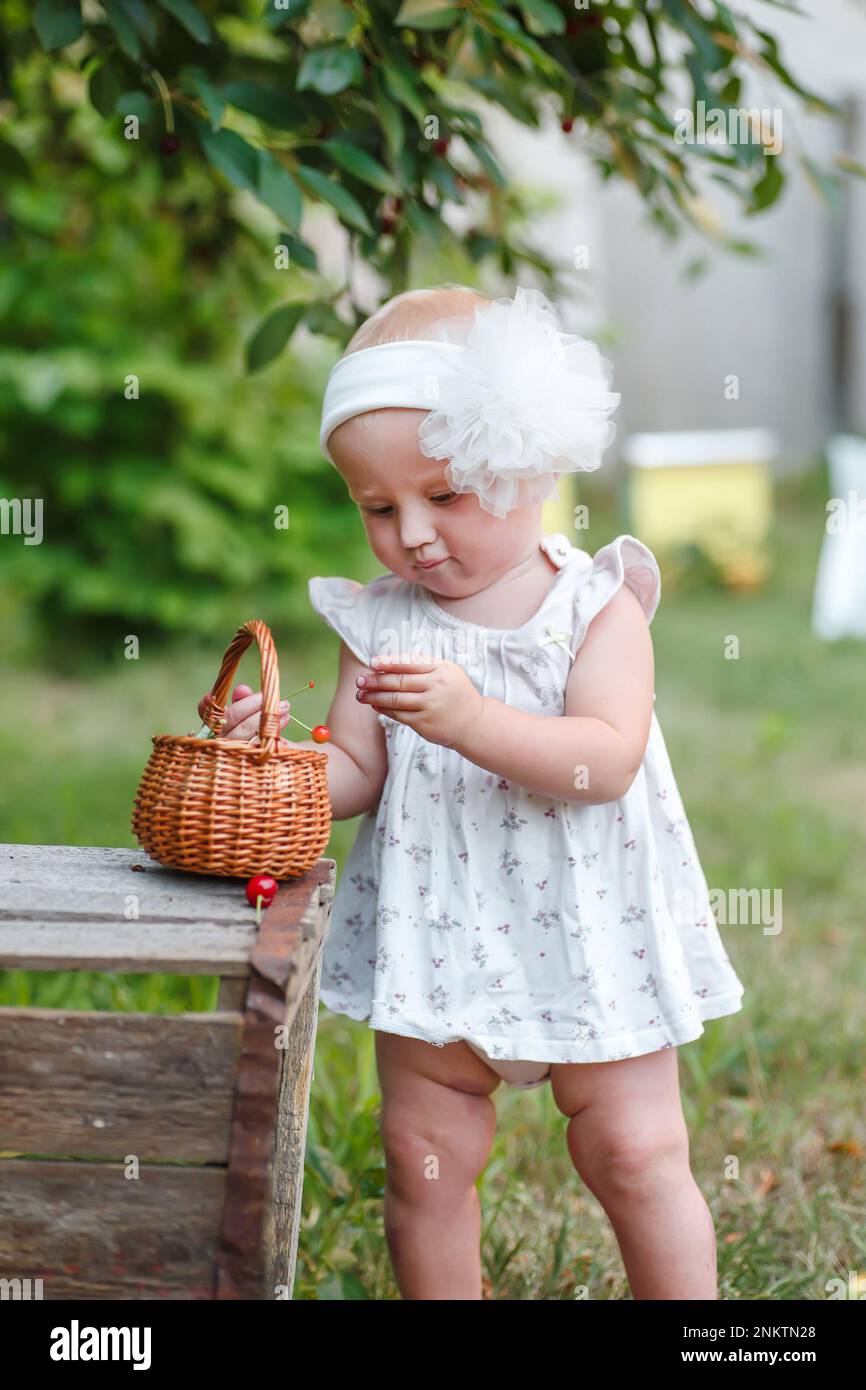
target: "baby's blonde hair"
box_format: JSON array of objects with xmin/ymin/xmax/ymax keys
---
[{"xmin": 342, "ymin": 282, "xmax": 492, "ymax": 357}]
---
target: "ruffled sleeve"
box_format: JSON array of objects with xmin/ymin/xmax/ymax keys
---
[
  {"xmin": 308, "ymin": 575, "xmax": 375, "ymax": 666},
  {"xmin": 569, "ymin": 534, "xmax": 660, "ymax": 659}
]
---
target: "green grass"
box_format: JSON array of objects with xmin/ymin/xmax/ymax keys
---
[{"xmin": 2, "ymin": 471, "xmax": 864, "ymax": 1299}]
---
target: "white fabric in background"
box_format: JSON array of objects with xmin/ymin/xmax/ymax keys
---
[{"xmin": 812, "ymin": 435, "xmax": 866, "ymax": 641}]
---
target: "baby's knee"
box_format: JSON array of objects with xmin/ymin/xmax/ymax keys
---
[
  {"xmin": 568, "ymin": 1113, "xmax": 690, "ymax": 1201},
  {"xmin": 380, "ymin": 1097, "xmax": 496, "ymax": 1202}
]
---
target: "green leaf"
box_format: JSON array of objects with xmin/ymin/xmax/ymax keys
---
[
  {"xmin": 257, "ymin": 152, "xmax": 303, "ymax": 230},
  {"xmin": 749, "ymin": 156, "xmax": 784, "ymax": 212},
  {"xmin": 323, "ymin": 139, "xmax": 401, "ymax": 195},
  {"xmin": 103, "ymin": 0, "xmax": 141, "ymax": 59},
  {"xmin": 394, "ymin": 0, "xmax": 461, "ymax": 30},
  {"xmin": 382, "ymin": 61, "xmax": 428, "ymax": 125},
  {"xmin": 276, "ymin": 232, "xmax": 318, "ymax": 271},
  {"xmin": 463, "ymin": 134, "xmax": 506, "ymax": 187},
  {"xmin": 295, "ymin": 164, "xmax": 373, "ymax": 234},
  {"xmin": 181, "ymin": 68, "xmax": 225, "ymax": 130},
  {"xmin": 296, "ymin": 45, "xmax": 362, "ymax": 97},
  {"xmin": 752, "ymin": 27, "xmax": 835, "ymax": 111},
  {"xmin": 33, "ymin": 0, "xmax": 82, "ymax": 51},
  {"xmin": 245, "ymin": 303, "xmax": 305, "ymax": 373},
  {"xmin": 482, "ymin": 12, "xmax": 564, "ymax": 79},
  {"xmin": 89, "ymin": 59, "xmax": 123, "ymax": 119},
  {"xmin": 264, "ymin": 0, "xmax": 310, "ymax": 23},
  {"xmin": 115, "ymin": 90, "xmax": 154, "ymax": 123},
  {"xmin": 303, "ymin": 302, "xmax": 348, "ymax": 338},
  {"xmin": 198, "ymin": 125, "xmax": 260, "ymax": 193},
  {"xmin": 395, "ymin": 0, "xmax": 454, "ymax": 24},
  {"xmin": 518, "ymin": 0, "xmax": 566, "ymax": 36},
  {"xmin": 157, "ymin": 0, "xmax": 211, "ymax": 45},
  {"xmin": 372, "ymin": 76, "xmax": 404, "ymax": 162},
  {"xmin": 219, "ymin": 82, "xmax": 306, "ymax": 130},
  {"xmin": 122, "ymin": 0, "xmax": 157, "ymax": 47},
  {"xmin": 465, "ymin": 231, "xmax": 498, "ymax": 263}
]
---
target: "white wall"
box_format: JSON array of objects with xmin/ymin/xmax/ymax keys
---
[{"xmin": 482, "ymin": 0, "xmax": 866, "ymax": 473}]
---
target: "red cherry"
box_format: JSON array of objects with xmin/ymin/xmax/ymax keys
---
[
  {"xmin": 245, "ymin": 873, "xmax": 278, "ymax": 909},
  {"xmin": 432, "ymin": 137, "xmax": 449, "ymax": 156},
  {"xmin": 380, "ymin": 215, "xmax": 397, "ymax": 235},
  {"xmin": 561, "ymin": 118, "xmax": 574, "ymax": 134},
  {"xmin": 161, "ymin": 133, "xmax": 181, "ymax": 155},
  {"xmin": 311, "ymin": 725, "xmax": 330, "ymax": 744}
]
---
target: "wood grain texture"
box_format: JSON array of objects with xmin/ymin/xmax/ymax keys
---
[
  {"xmin": 269, "ymin": 952, "xmax": 325, "ymax": 1297},
  {"xmin": 0, "ymin": 1009, "xmax": 244, "ymax": 1162},
  {"xmin": 0, "ymin": 845, "xmax": 336, "ymax": 1300},
  {"xmin": 216, "ymin": 861, "xmax": 334, "ymax": 1299},
  {"xmin": 0, "ymin": 1159, "xmax": 225, "ymax": 1300},
  {"xmin": 0, "ymin": 843, "xmax": 335, "ymax": 972}
]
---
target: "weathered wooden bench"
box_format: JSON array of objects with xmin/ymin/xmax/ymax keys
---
[{"xmin": 0, "ymin": 843, "xmax": 334, "ymax": 1300}]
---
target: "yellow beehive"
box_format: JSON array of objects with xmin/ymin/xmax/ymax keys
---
[
  {"xmin": 622, "ymin": 429, "xmax": 777, "ymax": 588},
  {"xmin": 541, "ymin": 473, "xmax": 578, "ymax": 538}
]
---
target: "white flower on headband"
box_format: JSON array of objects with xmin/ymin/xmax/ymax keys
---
[{"xmin": 416, "ymin": 286, "xmax": 621, "ymax": 519}]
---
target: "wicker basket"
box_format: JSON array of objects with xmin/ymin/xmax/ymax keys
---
[{"xmin": 131, "ymin": 618, "xmax": 332, "ymax": 878}]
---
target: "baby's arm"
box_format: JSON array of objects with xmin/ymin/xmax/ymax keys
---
[
  {"xmin": 453, "ymin": 586, "xmax": 654, "ymax": 805},
  {"xmin": 293, "ymin": 640, "xmax": 388, "ymax": 820}
]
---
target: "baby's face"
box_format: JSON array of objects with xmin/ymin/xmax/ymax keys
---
[{"xmin": 329, "ymin": 408, "xmax": 544, "ymax": 595}]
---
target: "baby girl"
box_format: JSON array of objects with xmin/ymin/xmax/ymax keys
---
[{"xmin": 208, "ymin": 284, "xmax": 745, "ymax": 1301}]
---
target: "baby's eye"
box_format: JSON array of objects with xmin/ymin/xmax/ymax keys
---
[{"xmin": 364, "ymin": 493, "xmax": 456, "ymax": 517}]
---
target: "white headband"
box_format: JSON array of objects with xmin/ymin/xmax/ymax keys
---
[
  {"xmin": 319, "ymin": 286, "xmax": 621, "ymax": 520},
  {"xmin": 319, "ymin": 339, "xmax": 465, "ymax": 462}
]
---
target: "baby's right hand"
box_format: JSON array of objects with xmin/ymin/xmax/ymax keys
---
[{"xmin": 197, "ymin": 684, "xmax": 292, "ymax": 740}]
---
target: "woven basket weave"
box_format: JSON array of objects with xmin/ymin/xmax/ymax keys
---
[{"xmin": 131, "ymin": 618, "xmax": 332, "ymax": 878}]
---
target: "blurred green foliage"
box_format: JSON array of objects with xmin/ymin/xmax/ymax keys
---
[
  {"xmin": 0, "ymin": 38, "xmax": 378, "ymax": 666},
  {"xmin": 0, "ymin": 0, "xmax": 848, "ymax": 668}
]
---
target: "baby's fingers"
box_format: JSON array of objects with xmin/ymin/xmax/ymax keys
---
[
  {"xmin": 197, "ymin": 683, "xmax": 255, "ymax": 725},
  {"xmin": 225, "ymin": 700, "xmax": 291, "ymax": 741}
]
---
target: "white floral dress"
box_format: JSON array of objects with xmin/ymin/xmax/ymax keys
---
[{"xmin": 308, "ymin": 532, "xmax": 745, "ymax": 1066}]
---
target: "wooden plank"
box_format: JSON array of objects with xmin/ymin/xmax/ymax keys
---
[
  {"xmin": 216, "ymin": 863, "xmax": 334, "ymax": 1299},
  {"xmin": 217, "ymin": 978, "xmax": 249, "ymax": 1010},
  {"xmin": 0, "ymin": 1010, "xmax": 243, "ymax": 1162},
  {"xmin": 0, "ymin": 843, "xmax": 270, "ymax": 916},
  {"xmin": 0, "ymin": 1158, "xmax": 224, "ymax": 1300},
  {"xmin": 269, "ymin": 950, "xmax": 326, "ymax": 1298},
  {"xmin": 0, "ymin": 842, "xmax": 335, "ymax": 972},
  {"xmin": 0, "ymin": 922, "xmax": 259, "ymax": 974}
]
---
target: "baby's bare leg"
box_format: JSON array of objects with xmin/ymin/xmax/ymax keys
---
[
  {"xmin": 375, "ymin": 1031, "xmax": 500, "ymax": 1300},
  {"xmin": 551, "ymin": 1047, "xmax": 717, "ymax": 1300}
]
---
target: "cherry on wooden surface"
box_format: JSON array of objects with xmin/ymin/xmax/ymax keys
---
[{"xmin": 246, "ymin": 873, "xmax": 278, "ymax": 925}]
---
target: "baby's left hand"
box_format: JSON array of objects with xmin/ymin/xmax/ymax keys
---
[{"xmin": 356, "ymin": 656, "xmax": 483, "ymax": 749}]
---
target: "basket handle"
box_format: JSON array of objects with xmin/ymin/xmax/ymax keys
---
[{"xmin": 199, "ymin": 619, "xmax": 281, "ymax": 764}]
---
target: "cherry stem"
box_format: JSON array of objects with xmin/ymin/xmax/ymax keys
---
[
  {"xmin": 148, "ymin": 67, "xmax": 174, "ymax": 133},
  {"xmin": 256, "ymin": 893, "xmax": 263, "ymax": 925},
  {"xmin": 194, "ymin": 680, "xmax": 315, "ymax": 741},
  {"xmin": 287, "ymin": 712, "xmax": 314, "ymax": 733}
]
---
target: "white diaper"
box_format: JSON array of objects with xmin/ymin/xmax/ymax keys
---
[{"xmin": 465, "ymin": 1040, "xmax": 551, "ymax": 1090}]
